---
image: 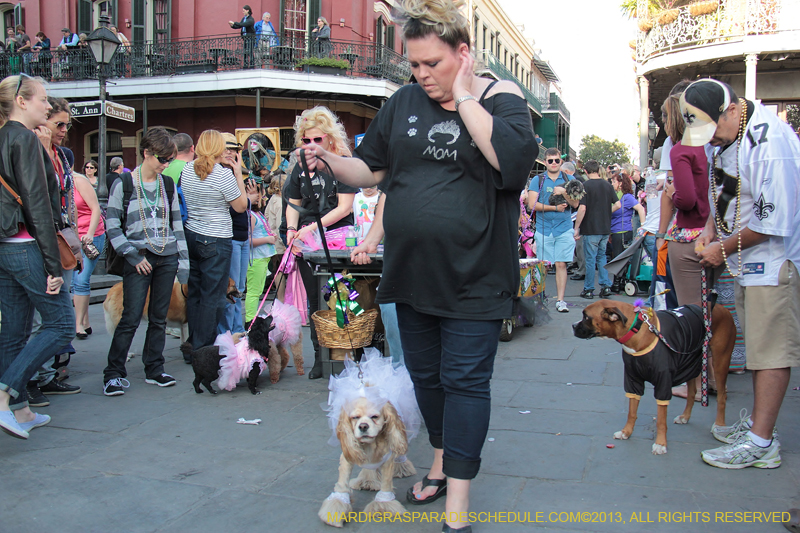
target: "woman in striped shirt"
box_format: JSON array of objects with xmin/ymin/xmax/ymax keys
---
[{"xmin": 180, "ymin": 130, "xmax": 247, "ymax": 352}]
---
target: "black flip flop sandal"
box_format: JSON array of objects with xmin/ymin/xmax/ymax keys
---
[{"xmin": 406, "ymin": 475, "xmax": 447, "ymax": 505}]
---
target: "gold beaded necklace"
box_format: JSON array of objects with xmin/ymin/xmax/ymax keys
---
[
  {"xmin": 710, "ymin": 97, "xmax": 747, "ymax": 277},
  {"xmin": 135, "ymin": 166, "xmax": 169, "ymax": 254}
]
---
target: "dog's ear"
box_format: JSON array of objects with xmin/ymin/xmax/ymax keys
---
[
  {"xmin": 601, "ymin": 307, "xmax": 628, "ymax": 325},
  {"xmin": 378, "ymin": 402, "xmax": 408, "ymax": 456},
  {"xmin": 336, "ymin": 409, "xmax": 367, "ymax": 465}
]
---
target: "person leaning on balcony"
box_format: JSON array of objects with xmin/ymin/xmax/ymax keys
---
[
  {"xmin": 297, "ymin": 0, "xmax": 535, "ymax": 529},
  {"xmin": 57, "ymin": 28, "xmax": 78, "ymax": 51},
  {"xmin": 311, "ymin": 17, "xmax": 331, "ymax": 57}
]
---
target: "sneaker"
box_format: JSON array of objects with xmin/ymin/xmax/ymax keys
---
[
  {"xmin": 26, "ymin": 382, "xmax": 50, "ymax": 407},
  {"xmin": 599, "ymin": 287, "xmax": 612, "ymax": 298},
  {"xmin": 0, "ymin": 410, "xmax": 28, "ymax": 439},
  {"xmin": 701, "ymin": 432, "xmax": 781, "ymax": 469},
  {"xmin": 580, "ymin": 289, "xmax": 594, "ymax": 299},
  {"xmin": 39, "ymin": 380, "xmax": 81, "ymax": 395},
  {"xmin": 103, "ymin": 378, "xmax": 130, "ymax": 396},
  {"xmin": 556, "ymin": 300, "xmax": 569, "ymax": 313},
  {"xmin": 55, "ymin": 367, "xmax": 70, "ymax": 382},
  {"xmin": 711, "ymin": 408, "xmax": 779, "ymax": 444},
  {"xmin": 145, "ymin": 373, "xmax": 176, "ymax": 387},
  {"xmin": 19, "ymin": 413, "xmax": 51, "ymax": 432}
]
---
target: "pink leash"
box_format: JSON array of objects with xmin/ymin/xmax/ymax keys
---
[{"xmin": 247, "ymin": 236, "xmax": 296, "ymax": 334}]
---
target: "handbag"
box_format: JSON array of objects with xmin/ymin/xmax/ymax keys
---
[
  {"xmin": 57, "ymin": 227, "xmax": 82, "ymax": 270},
  {"xmin": 82, "ymin": 238, "xmax": 100, "ymax": 260}
]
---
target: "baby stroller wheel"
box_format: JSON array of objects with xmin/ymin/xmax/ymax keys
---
[
  {"xmin": 499, "ymin": 318, "xmax": 514, "ymax": 342},
  {"xmin": 624, "ymin": 281, "xmax": 638, "ymax": 297}
]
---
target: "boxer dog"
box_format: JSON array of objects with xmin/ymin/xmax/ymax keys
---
[{"xmin": 573, "ymin": 300, "xmax": 735, "ymax": 455}]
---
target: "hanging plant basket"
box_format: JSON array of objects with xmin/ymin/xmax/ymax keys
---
[
  {"xmin": 638, "ymin": 18, "xmax": 654, "ymax": 32},
  {"xmin": 689, "ymin": 0, "xmax": 719, "ymax": 17},
  {"xmin": 629, "ymin": 39, "xmax": 638, "ymax": 50},
  {"xmin": 656, "ymin": 9, "xmax": 680, "ymax": 25}
]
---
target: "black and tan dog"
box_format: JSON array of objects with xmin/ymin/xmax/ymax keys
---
[{"xmin": 573, "ymin": 300, "xmax": 735, "ymax": 455}]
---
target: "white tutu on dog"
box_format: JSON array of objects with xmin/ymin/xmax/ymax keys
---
[
  {"xmin": 324, "ymin": 349, "xmax": 422, "ymax": 447},
  {"xmin": 215, "ymin": 332, "xmax": 266, "ymax": 391}
]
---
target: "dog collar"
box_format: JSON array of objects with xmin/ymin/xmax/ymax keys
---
[{"xmin": 617, "ymin": 312, "xmax": 645, "ymax": 344}]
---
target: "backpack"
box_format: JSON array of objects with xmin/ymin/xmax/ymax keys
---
[
  {"xmin": 105, "ymin": 172, "xmax": 175, "ymax": 276},
  {"xmin": 176, "ymin": 177, "xmax": 188, "ymax": 224}
]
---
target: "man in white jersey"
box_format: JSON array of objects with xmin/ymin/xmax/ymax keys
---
[{"xmin": 683, "ymin": 79, "xmax": 800, "ymax": 469}]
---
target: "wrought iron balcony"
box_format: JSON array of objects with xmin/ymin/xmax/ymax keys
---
[
  {"xmin": 475, "ymin": 50, "xmax": 545, "ymax": 114},
  {"xmin": 636, "ymin": 0, "xmax": 800, "ymax": 63},
  {"xmin": 2, "ymin": 33, "xmax": 411, "ymax": 86},
  {"xmin": 545, "ymin": 93, "xmax": 571, "ymax": 122}
]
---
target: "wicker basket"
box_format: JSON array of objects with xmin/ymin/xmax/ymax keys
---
[
  {"xmin": 638, "ymin": 18, "xmax": 654, "ymax": 32},
  {"xmin": 312, "ymin": 308, "xmax": 379, "ymax": 349},
  {"xmin": 689, "ymin": 0, "xmax": 719, "ymax": 17},
  {"xmin": 656, "ymin": 9, "xmax": 680, "ymax": 25}
]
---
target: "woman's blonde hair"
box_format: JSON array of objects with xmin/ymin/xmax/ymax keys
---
[
  {"xmin": 318, "ymin": 16, "xmax": 328, "ymax": 26},
  {"xmin": 395, "ymin": 0, "xmax": 470, "ymax": 49},
  {"xmin": 0, "ymin": 75, "xmax": 44, "ymax": 126},
  {"xmin": 598, "ymin": 167, "xmax": 609, "ymax": 182},
  {"xmin": 664, "ymin": 95, "xmax": 686, "ymax": 144},
  {"xmin": 194, "ymin": 129, "xmax": 225, "ymax": 180},
  {"xmin": 294, "ymin": 106, "xmax": 351, "ymax": 156}
]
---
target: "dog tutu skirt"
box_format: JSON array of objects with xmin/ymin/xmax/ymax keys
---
[
  {"xmin": 260, "ymin": 299, "xmax": 302, "ymax": 346},
  {"xmin": 215, "ymin": 332, "xmax": 267, "ymax": 391},
  {"xmin": 324, "ymin": 350, "xmax": 422, "ymax": 447}
]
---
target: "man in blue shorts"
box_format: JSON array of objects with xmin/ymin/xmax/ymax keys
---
[{"xmin": 528, "ymin": 148, "xmax": 580, "ymax": 312}]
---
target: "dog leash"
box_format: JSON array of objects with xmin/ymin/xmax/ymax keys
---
[{"xmin": 639, "ymin": 272, "xmax": 712, "ymax": 407}]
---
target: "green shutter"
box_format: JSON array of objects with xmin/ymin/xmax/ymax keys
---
[
  {"xmin": 279, "ymin": 0, "xmax": 285, "ymax": 35},
  {"xmin": 13, "ymin": 3, "xmax": 23, "ymax": 27},
  {"xmin": 309, "ymin": 0, "xmax": 321, "ymax": 35},
  {"xmin": 387, "ymin": 25, "xmax": 395, "ymax": 52},
  {"xmin": 77, "ymin": 0, "xmax": 91, "ymax": 34},
  {"xmin": 132, "ymin": 0, "xmax": 145, "ymax": 43}
]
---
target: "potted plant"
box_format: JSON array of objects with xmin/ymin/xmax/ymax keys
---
[{"xmin": 296, "ymin": 57, "xmax": 350, "ymax": 76}]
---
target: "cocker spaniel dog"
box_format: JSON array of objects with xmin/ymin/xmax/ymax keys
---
[{"xmin": 319, "ymin": 351, "xmax": 421, "ymax": 528}]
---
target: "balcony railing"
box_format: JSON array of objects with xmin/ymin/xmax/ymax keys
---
[
  {"xmin": 636, "ymin": 0, "xmax": 800, "ymax": 62},
  {"xmin": 545, "ymin": 93, "xmax": 571, "ymax": 122},
  {"xmin": 476, "ymin": 50, "xmax": 545, "ymax": 114},
  {"xmin": 1, "ymin": 33, "xmax": 411, "ymax": 86}
]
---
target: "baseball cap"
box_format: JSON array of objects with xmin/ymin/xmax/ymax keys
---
[
  {"xmin": 679, "ymin": 79, "xmax": 738, "ymax": 147},
  {"xmin": 62, "ymin": 27, "xmax": 71, "ymax": 32}
]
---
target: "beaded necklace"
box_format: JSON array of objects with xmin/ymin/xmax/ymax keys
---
[
  {"xmin": 709, "ymin": 98, "xmax": 747, "ymax": 277},
  {"xmin": 134, "ymin": 166, "xmax": 169, "ymax": 253}
]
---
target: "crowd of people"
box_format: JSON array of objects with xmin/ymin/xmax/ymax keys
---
[{"xmin": 1, "ymin": 0, "xmax": 799, "ymax": 530}]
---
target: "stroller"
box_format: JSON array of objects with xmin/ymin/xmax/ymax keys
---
[{"xmin": 605, "ymin": 235, "xmax": 653, "ymax": 297}]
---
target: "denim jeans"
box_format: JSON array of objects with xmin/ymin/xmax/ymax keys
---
[
  {"xmin": 186, "ymin": 229, "xmax": 233, "ymax": 349},
  {"xmin": 583, "ymin": 234, "xmax": 611, "ymax": 292},
  {"xmin": 103, "ymin": 251, "xmax": 179, "ymax": 382},
  {"xmin": 0, "ymin": 242, "xmax": 75, "ymax": 409},
  {"xmin": 396, "ymin": 303, "xmax": 501, "ymax": 480},
  {"xmin": 30, "ymin": 267, "xmax": 75, "ymax": 387},
  {"xmin": 218, "ymin": 238, "xmax": 249, "ymax": 335},
  {"xmin": 379, "ymin": 303, "xmax": 404, "ymax": 365},
  {"xmin": 72, "ymin": 234, "xmax": 107, "ymax": 295}
]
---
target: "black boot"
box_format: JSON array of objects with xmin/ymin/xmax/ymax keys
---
[{"xmin": 308, "ymin": 349, "xmax": 323, "ymax": 379}]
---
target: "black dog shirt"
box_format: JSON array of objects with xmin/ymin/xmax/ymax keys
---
[{"xmin": 623, "ymin": 305, "xmax": 705, "ymax": 405}]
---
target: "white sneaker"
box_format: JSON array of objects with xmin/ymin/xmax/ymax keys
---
[
  {"xmin": 711, "ymin": 408, "xmax": 779, "ymax": 444},
  {"xmin": 701, "ymin": 432, "xmax": 781, "ymax": 469},
  {"xmin": 556, "ymin": 300, "xmax": 569, "ymax": 313}
]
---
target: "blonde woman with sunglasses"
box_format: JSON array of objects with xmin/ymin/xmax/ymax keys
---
[{"xmin": 0, "ymin": 74, "xmax": 74, "ymax": 439}]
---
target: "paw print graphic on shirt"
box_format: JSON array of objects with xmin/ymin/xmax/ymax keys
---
[
  {"xmin": 408, "ymin": 128, "xmax": 417, "ymax": 137},
  {"xmin": 408, "ymin": 116, "xmax": 418, "ymax": 123}
]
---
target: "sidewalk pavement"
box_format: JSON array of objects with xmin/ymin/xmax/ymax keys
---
[{"xmin": 1, "ymin": 278, "xmax": 798, "ymax": 532}]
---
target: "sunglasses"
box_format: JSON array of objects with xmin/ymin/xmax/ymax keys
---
[
  {"xmin": 14, "ymin": 72, "xmax": 31, "ymax": 97},
  {"xmin": 84, "ymin": 165, "xmax": 97, "ymax": 170},
  {"xmin": 49, "ymin": 120, "xmax": 72, "ymax": 131},
  {"xmin": 155, "ymin": 155, "xmax": 174, "ymax": 164},
  {"xmin": 546, "ymin": 158, "xmax": 561, "ymax": 164},
  {"xmin": 301, "ymin": 134, "xmax": 327, "ymax": 145}
]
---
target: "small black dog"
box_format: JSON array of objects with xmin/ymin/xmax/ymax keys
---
[
  {"xmin": 181, "ymin": 315, "xmax": 275, "ymax": 395},
  {"xmin": 549, "ymin": 179, "xmax": 586, "ymax": 206}
]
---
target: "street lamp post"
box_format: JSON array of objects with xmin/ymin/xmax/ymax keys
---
[
  {"xmin": 648, "ymin": 112, "xmax": 660, "ymax": 166},
  {"xmin": 86, "ymin": 15, "xmax": 120, "ymax": 206}
]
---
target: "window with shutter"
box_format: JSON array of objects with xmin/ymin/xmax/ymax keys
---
[
  {"xmin": 154, "ymin": 0, "xmax": 171, "ymax": 43},
  {"xmin": 132, "ymin": 0, "xmax": 145, "ymax": 43}
]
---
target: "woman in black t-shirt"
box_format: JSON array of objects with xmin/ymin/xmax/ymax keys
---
[
  {"xmin": 285, "ymin": 106, "xmax": 357, "ymax": 379},
  {"xmin": 298, "ymin": 1, "xmax": 535, "ymax": 530}
]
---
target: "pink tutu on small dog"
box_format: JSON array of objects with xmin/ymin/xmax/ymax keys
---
[
  {"xmin": 215, "ymin": 332, "xmax": 267, "ymax": 391},
  {"xmin": 264, "ymin": 299, "xmax": 302, "ymax": 346}
]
